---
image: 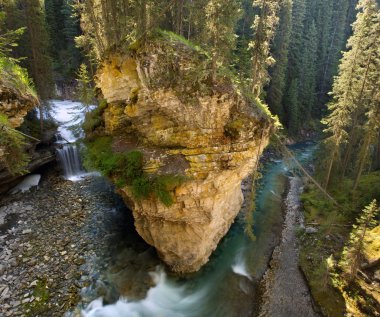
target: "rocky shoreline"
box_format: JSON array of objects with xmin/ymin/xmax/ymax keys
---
[
  {"xmin": 258, "ymin": 176, "xmax": 320, "ymax": 317},
  {"xmin": 0, "ymin": 169, "xmax": 159, "ymax": 317}
]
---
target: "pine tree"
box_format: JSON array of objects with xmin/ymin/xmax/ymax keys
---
[
  {"xmin": 23, "ymin": 0, "xmax": 54, "ymax": 101},
  {"xmin": 267, "ymin": 0, "xmax": 292, "ymax": 121},
  {"xmin": 340, "ymin": 199, "xmax": 379, "ymax": 281},
  {"xmin": 0, "ymin": 115, "xmax": 29, "ymax": 175},
  {"xmin": 298, "ymin": 21, "xmax": 317, "ymax": 120},
  {"xmin": 286, "ymin": 0, "xmax": 306, "ymax": 83},
  {"xmin": 285, "ymin": 79, "xmax": 299, "ymax": 135},
  {"xmin": 0, "ymin": 10, "xmax": 25, "ymax": 58},
  {"xmin": 322, "ymin": 0, "xmax": 379, "ymax": 189},
  {"xmin": 76, "ymin": 63, "xmax": 94, "ymax": 113},
  {"xmin": 45, "ymin": 0, "xmax": 82, "ymax": 81},
  {"xmin": 316, "ymin": 0, "xmax": 350, "ymax": 115},
  {"xmin": 250, "ymin": 0, "xmax": 280, "ymax": 97},
  {"xmin": 204, "ymin": 0, "xmax": 242, "ymax": 83},
  {"xmin": 282, "ymin": 0, "xmax": 305, "ymax": 131}
]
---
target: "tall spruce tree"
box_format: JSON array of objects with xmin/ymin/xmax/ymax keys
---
[
  {"xmin": 282, "ymin": 0, "xmax": 305, "ymax": 131},
  {"xmin": 316, "ymin": 0, "xmax": 350, "ymax": 115},
  {"xmin": 340, "ymin": 199, "xmax": 379, "ymax": 281},
  {"xmin": 267, "ymin": 0, "xmax": 292, "ymax": 122},
  {"xmin": 298, "ymin": 21, "xmax": 318, "ymax": 120},
  {"xmin": 284, "ymin": 78, "xmax": 299, "ymax": 135},
  {"xmin": 204, "ymin": 0, "xmax": 241, "ymax": 83},
  {"xmin": 250, "ymin": 0, "xmax": 280, "ymax": 97},
  {"xmin": 23, "ymin": 0, "xmax": 53, "ymax": 101},
  {"xmin": 45, "ymin": 0, "xmax": 82, "ymax": 81},
  {"xmin": 322, "ymin": 0, "xmax": 379, "ymax": 189}
]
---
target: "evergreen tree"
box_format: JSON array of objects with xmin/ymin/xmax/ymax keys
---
[
  {"xmin": 267, "ymin": 0, "xmax": 292, "ymax": 121},
  {"xmin": 281, "ymin": 0, "xmax": 305, "ymax": 130},
  {"xmin": 45, "ymin": 0, "xmax": 82, "ymax": 81},
  {"xmin": 340, "ymin": 199, "xmax": 379, "ymax": 281},
  {"xmin": 284, "ymin": 78, "xmax": 299, "ymax": 135},
  {"xmin": 298, "ymin": 21, "xmax": 317, "ymax": 120},
  {"xmin": 23, "ymin": 0, "xmax": 54, "ymax": 101},
  {"xmin": 250, "ymin": 0, "xmax": 280, "ymax": 97},
  {"xmin": 322, "ymin": 0, "xmax": 379, "ymax": 189},
  {"xmin": 316, "ymin": 0, "xmax": 350, "ymax": 115},
  {"xmin": 0, "ymin": 115, "xmax": 29, "ymax": 175},
  {"xmin": 204, "ymin": 0, "xmax": 242, "ymax": 82},
  {"xmin": 0, "ymin": 10, "xmax": 24, "ymax": 58},
  {"xmin": 76, "ymin": 63, "xmax": 94, "ymax": 113},
  {"xmin": 286, "ymin": 0, "xmax": 306, "ymax": 83}
]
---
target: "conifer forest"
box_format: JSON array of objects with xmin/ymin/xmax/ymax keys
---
[{"xmin": 0, "ymin": 1, "xmax": 379, "ymax": 316}]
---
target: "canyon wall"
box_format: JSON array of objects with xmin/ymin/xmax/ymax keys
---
[{"xmin": 95, "ymin": 34, "xmax": 275, "ymax": 273}]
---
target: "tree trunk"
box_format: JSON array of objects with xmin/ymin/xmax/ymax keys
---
[
  {"xmin": 353, "ymin": 133, "xmax": 370, "ymax": 191},
  {"xmin": 324, "ymin": 140, "xmax": 339, "ymax": 190}
]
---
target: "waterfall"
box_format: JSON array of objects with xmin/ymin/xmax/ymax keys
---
[
  {"xmin": 57, "ymin": 144, "xmax": 85, "ymax": 181},
  {"xmin": 50, "ymin": 100, "xmax": 96, "ymax": 181}
]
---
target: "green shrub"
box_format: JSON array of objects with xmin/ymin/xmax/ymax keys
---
[
  {"xmin": 82, "ymin": 99, "xmax": 108, "ymax": 134},
  {"xmin": 83, "ymin": 136, "xmax": 120, "ymax": 176},
  {"xmin": 83, "ymin": 137, "xmax": 186, "ymax": 206},
  {"xmin": 131, "ymin": 175, "xmax": 154, "ymax": 199},
  {"xmin": 0, "ymin": 114, "xmax": 29, "ymax": 174},
  {"xmin": 0, "ymin": 57, "xmax": 36, "ymax": 97},
  {"xmin": 122, "ymin": 150, "xmax": 143, "ymax": 180},
  {"xmin": 153, "ymin": 175, "xmax": 186, "ymax": 206}
]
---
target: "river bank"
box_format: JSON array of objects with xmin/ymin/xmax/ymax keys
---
[
  {"xmin": 0, "ymin": 169, "xmax": 159, "ymax": 317},
  {"xmin": 0, "ymin": 141, "xmax": 318, "ymax": 317},
  {"xmin": 258, "ymin": 176, "xmax": 320, "ymax": 317}
]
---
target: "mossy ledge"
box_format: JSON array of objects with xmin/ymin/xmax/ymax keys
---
[{"xmin": 86, "ymin": 32, "xmax": 275, "ymax": 273}]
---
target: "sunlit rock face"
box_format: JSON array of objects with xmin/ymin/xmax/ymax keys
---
[
  {"xmin": 96, "ymin": 36, "xmax": 274, "ymax": 273},
  {"xmin": 0, "ymin": 79, "xmax": 37, "ymax": 128}
]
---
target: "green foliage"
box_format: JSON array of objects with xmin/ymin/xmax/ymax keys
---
[
  {"xmin": 157, "ymin": 30, "xmax": 206, "ymax": 55},
  {"xmin": 23, "ymin": 0, "xmax": 54, "ymax": 100},
  {"xmin": 75, "ymin": 63, "xmax": 94, "ymax": 110},
  {"xmin": 284, "ymin": 79, "xmax": 299, "ymax": 136},
  {"xmin": 0, "ymin": 57, "xmax": 36, "ymax": 97},
  {"xmin": 0, "ymin": 114, "xmax": 30, "ymax": 175},
  {"xmin": 24, "ymin": 278, "xmax": 50, "ymax": 316},
  {"xmin": 0, "ymin": 10, "xmax": 25, "ymax": 59},
  {"xmin": 121, "ymin": 151, "xmax": 143, "ymax": 180},
  {"xmin": 131, "ymin": 175, "xmax": 153, "ymax": 199},
  {"xmin": 82, "ymin": 136, "xmax": 119, "ymax": 175},
  {"xmin": 266, "ymin": 0, "xmax": 291, "ymax": 122},
  {"xmin": 154, "ymin": 174, "xmax": 186, "ymax": 206},
  {"xmin": 339, "ymin": 199, "xmax": 379, "ymax": 281},
  {"xmin": 45, "ymin": 0, "xmax": 82, "ymax": 81},
  {"xmin": 82, "ymin": 99, "xmax": 107, "ymax": 134},
  {"xmin": 249, "ymin": 0, "xmax": 280, "ymax": 97},
  {"xmin": 302, "ymin": 171, "xmax": 380, "ymax": 219},
  {"xmin": 320, "ymin": 0, "xmax": 380, "ymax": 188},
  {"xmin": 204, "ymin": 0, "xmax": 242, "ymax": 82},
  {"xmin": 131, "ymin": 174, "xmax": 186, "ymax": 206},
  {"xmin": 83, "ymin": 137, "xmax": 185, "ymax": 206}
]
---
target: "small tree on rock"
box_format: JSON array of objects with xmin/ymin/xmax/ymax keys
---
[
  {"xmin": 340, "ymin": 199, "xmax": 379, "ymax": 281},
  {"xmin": 76, "ymin": 63, "xmax": 94, "ymax": 113}
]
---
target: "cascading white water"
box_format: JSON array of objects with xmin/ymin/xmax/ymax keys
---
[
  {"xmin": 50, "ymin": 100, "xmax": 95, "ymax": 181},
  {"xmin": 79, "ymin": 142, "xmax": 317, "ymax": 317},
  {"xmin": 57, "ymin": 144, "xmax": 85, "ymax": 181},
  {"xmin": 82, "ymin": 267, "xmax": 212, "ymax": 317}
]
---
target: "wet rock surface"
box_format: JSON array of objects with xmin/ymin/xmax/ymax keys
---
[{"xmin": 0, "ymin": 170, "xmax": 159, "ymax": 317}]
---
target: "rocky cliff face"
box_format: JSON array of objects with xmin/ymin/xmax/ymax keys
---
[
  {"xmin": 0, "ymin": 79, "xmax": 37, "ymax": 128},
  {"xmin": 0, "ymin": 79, "xmax": 53, "ymax": 193},
  {"xmin": 95, "ymin": 34, "xmax": 274, "ymax": 273}
]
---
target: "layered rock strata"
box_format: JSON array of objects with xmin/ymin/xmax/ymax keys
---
[{"xmin": 96, "ymin": 36, "xmax": 274, "ymax": 273}]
